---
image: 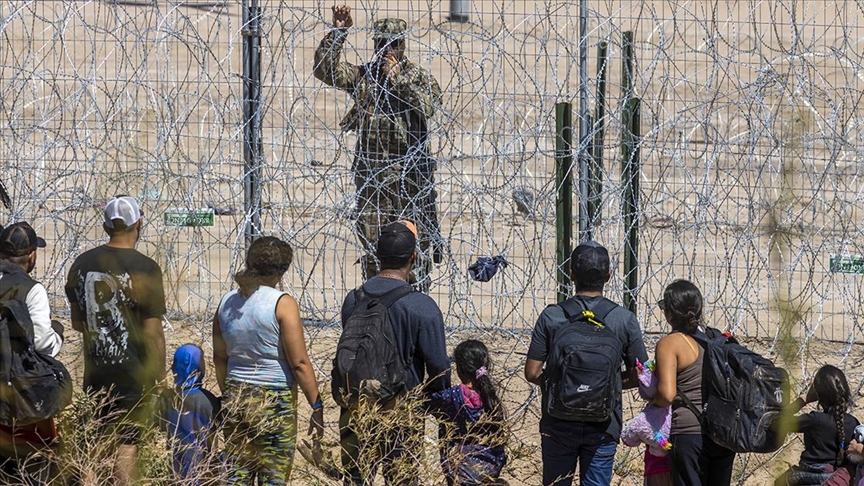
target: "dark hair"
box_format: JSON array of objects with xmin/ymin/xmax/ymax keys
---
[
  {"xmin": 234, "ymin": 236, "xmax": 293, "ymax": 294},
  {"xmin": 662, "ymin": 279, "xmax": 704, "ymax": 333},
  {"xmin": 1, "ymin": 253, "xmax": 30, "ymax": 266},
  {"xmin": 813, "ymin": 364, "xmax": 851, "ymax": 465},
  {"xmin": 376, "ymin": 222, "xmax": 416, "ymax": 270},
  {"xmin": 569, "ymin": 242, "xmax": 610, "ymax": 292},
  {"xmin": 454, "ymin": 340, "xmax": 503, "ymax": 419},
  {"xmin": 105, "ymin": 220, "xmax": 137, "ymax": 235},
  {"xmin": 379, "ymin": 253, "xmax": 412, "ymax": 271}
]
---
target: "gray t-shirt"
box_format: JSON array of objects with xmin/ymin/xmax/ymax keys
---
[{"xmin": 527, "ymin": 294, "xmax": 648, "ymax": 440}]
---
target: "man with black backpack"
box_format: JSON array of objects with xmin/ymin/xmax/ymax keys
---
[
  {"xmin": 0, "ymin": 222, "xmax": 67, "ymax": 483},
  {"xmin": 525, "ymin": 241, "xmax": 648, "ymax": 486},
  {"xmin": 334, "ymin": 220, "xmax": 450, "ymax": 485}
]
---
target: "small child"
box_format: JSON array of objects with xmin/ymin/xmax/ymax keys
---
[
  {"xmin": 852, "ymin": 429, "xmax": 864, "ymax": 486},
  {"xmin": 158, "ymin": 344, "xmax": 221, "ymax": 483},
  {"xmin": 427, "ymin": 340, "xmax": 507, "ymax": 485},
  {"xmin": 849, "ymin": 425, "xmax": 864, "ymax": 463},
  {"xmin": 775, "ymin": 365, "xmax": 861, "ymax": 486},
  {"xmin": 621, "ymin": 359, "xmax": 672, "ymax": 486}
]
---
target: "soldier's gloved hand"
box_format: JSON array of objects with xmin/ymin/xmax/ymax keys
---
[
  {"xmin": 381, "ymin": 52, "xmax": 401, "ymax": 77},
  {"xmin": 332, "ymin": 5, "xmax": 353, "ymax": 30}
]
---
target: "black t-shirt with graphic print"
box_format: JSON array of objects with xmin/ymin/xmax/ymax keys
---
[{"xmin": 65, "ymin": 245, "xmax": 166, "ymax": 396}]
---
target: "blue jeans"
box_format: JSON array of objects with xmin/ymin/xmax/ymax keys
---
[{"xmin": 540, "ymin": 418, "xmax": 617, "ymax": 486}]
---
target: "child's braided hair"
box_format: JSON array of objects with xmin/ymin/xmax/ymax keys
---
[{"xmin": 813, "ymin": 364, "xmax": 852, "ymax": 465}]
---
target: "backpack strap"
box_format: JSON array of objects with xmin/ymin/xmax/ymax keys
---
[
  {"xmin": 676, "ymin": 389, "xmax": 704, "ymax": 423},
  {"xmin": 0, "ymin": 304, "xmax": 12, "ymax": 385},
  {"xmin": 0, "ymin": 300, "xmax": 30, "ymax": 384},
  {"xmin": 358, "ymin": 284, "xmax": 414, "ymax": 309},
  {"xmin": 559, "ymin": 296, "xmax": 618, "ymax": 325},
  {"xmin": 378, "ymin": 285, "xmax": 414, "ymax": 308},
  {"xmin": 675, "ymin": 329, "xmax": 714, "ymax": 423}
]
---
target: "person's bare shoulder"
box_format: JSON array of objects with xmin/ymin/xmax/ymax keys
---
[{"xmin": 655, "ymin": 333, "xmax": 682, "ymax": 355}]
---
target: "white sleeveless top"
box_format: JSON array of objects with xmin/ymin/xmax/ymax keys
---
[{"xmin": 217, "ymin": 286, "xmax": 294, "ymax": 387}]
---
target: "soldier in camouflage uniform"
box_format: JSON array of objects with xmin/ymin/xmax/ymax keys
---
[{"xmin": 314, "ymin": 5, "xmax": 443, "ymax": 292}]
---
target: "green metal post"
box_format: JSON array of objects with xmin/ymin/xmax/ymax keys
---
[
  {"xmin": 556, "ymin": 102, "xmax": 574, "ymax": 303},
  {"xmin": 620, "ymin": 31, "xmax": 639, "ymax": 313},
  {"xmin": 623, "ymin": 99, "xmax": 640, "ymax": 313},
  {"xmin": 589, "ymin": 41, "xmax": 608, "ymax": 231}
]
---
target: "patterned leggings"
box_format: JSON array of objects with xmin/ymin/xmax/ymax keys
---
[{"xmin": 222, "ymin": 381, "xmax": 297, "ymax": 485}]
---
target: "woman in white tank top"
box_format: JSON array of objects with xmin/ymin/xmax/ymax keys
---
[{"xmin": 213, "ymin": 237, "xmax": 324, "ymax": 484}]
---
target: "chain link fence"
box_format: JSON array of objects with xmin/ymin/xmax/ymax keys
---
[{"xmin": 2, "ymin": 1, "xmax": 864, "ymax": 483}]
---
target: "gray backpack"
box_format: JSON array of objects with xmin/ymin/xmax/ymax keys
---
[{"xmin": 331, "ymin": 285, "xmax": 412, "ymax": 408}]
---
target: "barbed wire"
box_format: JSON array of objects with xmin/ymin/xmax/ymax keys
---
[{"xmin": 2, "ymin": 1, "xmax": 864, "ymax": 483}]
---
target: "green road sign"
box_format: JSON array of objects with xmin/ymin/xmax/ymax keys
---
[
  {"xmin": 830, "ymin": 255, "xmax": 864, "ymax": 274},
  {"xmin": 163, "ymin": 208, "xmax": 215, "ymax": 227}
]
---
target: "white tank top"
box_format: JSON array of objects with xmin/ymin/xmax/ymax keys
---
[{"xmin": 217, "ymin": 286, "xmax": 294, "ymax": 387}]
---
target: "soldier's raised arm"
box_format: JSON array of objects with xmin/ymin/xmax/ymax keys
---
[{"xmin": 313, "ymin": 5, "xmax": 361, "ymax": 90}]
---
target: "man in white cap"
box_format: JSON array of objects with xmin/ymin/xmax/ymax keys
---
[{"xmin": 64, "ymin": 195, "xmax": 166, "ymax": 485}]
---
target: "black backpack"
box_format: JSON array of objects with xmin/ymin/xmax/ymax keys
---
[
  {"xmin": 677, "ymin": 328, "xmax": 790, "ymax": 453},
  {"xmin": 543, "ymin": 297, "xmax": 623, "ymax": 422},
  {"xmin": 331, "ymin": 285, "xmax": 413, "ymax": 409},
  {"xmin": 0, "ymin": 297, "xmax": 72, "ymax": 426}
]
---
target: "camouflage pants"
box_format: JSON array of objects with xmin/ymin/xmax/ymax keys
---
[
  {"xmin": 353, "ymin": 153, "xmax": 438, "ymax": 292},
  {"xmin": 222, "ymin": 381, "xmax": 297, "ymax": 486}
]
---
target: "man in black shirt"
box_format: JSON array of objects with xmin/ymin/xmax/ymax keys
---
[
  {"xmin": 65, "ymin": 195, "xmax": 166, "ymax": 485},
  {"xmin": 524, "ymin": 241, "xmax": 647, "ymax": 486}
]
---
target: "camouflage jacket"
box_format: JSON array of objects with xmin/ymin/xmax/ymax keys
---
[{"xmin": 314, "ymin": 29, "xmax": 442, "ymax": 159}]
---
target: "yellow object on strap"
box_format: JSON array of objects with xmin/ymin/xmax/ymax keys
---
[{"xmin": 582, "ymin": 310, "xmax": 605, "ymax": 328}]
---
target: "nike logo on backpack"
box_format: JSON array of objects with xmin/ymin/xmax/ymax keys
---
[{"xmin": 576, "ymin": 384, "xmax": 591, "ymax": 393}]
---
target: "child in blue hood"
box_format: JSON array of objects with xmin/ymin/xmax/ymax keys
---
[
  {"xmin": 427, "ymin": 340, "xmax": 508, "ymax": 485},
  {"xmin": 158, "ymin": 343, "xmax": 221, "ymax": 482}
]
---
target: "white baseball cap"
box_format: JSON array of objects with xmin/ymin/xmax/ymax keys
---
[{"xmin": 104, "ymin": 195, "xmax": 142, "ymax": 229}]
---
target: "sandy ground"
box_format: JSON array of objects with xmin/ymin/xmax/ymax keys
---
[
  {"xmin": 4, "ymin": 1, "xmax": 864, "ymax": 483},
  {"xmin": 57, "ymin": 317, "xmax": 852, "ymax": 485}
]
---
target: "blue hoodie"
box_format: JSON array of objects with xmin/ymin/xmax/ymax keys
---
[{"xmin": 159, "ymin": 344, "xmax": 221, "ymax": 482}]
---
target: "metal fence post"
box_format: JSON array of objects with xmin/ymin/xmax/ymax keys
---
[
  {"xmin": 242, "ymin": 0, "xmax": 263, "ymax": 246},
  {"xmin": 556, "ymin": 102, "xmax": 574, "ymax": 303},
  {"xmin": 577, "ymin": 0, "xmax": 590, "ymax": 242},
  {"xmin": 621, "ymin": 31, "xmax": 640, "ymax": 313},
  {"xmin": 449, "ymin": 0, "xmax": 469, "ymax": 22},
  {"xmin": 589, "ymin": 40, "xmax": 608, "ymax": 231}
]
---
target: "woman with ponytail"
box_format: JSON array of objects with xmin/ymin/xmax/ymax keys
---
[
  {"xmin": 212, "ymin": 237, "xmax": 324, "ymax": 484},
  {"xmin": 652, "ymin": 279, "xmax": 736, "ymax": 486},
  {"xmin": 774, "ymin": 364, "xmax": 860, "ymax": 486},
  {"xmin": 427, "ymin": 339, "xmax": 507, "ymax": 485}
]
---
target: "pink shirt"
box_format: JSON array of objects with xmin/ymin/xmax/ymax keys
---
[{"xmin": 644, "ymin": 449, "xmax": 671, "ymax": 476}]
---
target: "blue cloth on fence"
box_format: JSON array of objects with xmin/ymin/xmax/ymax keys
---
[{"xmin": 468, "ymin": 255, "xmax": 508, "ymax": 282}]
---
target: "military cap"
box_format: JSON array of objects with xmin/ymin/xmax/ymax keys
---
[{"xmin": 372, "ymin": 18, "xmax": 407, "ymax": 39}]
